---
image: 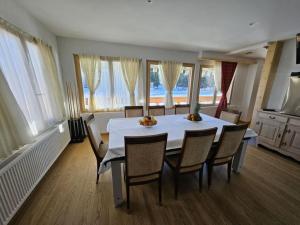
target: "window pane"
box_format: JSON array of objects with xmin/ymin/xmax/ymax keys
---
[
  {"xmin": 149, "ymin": 64, "xmax": 165, "ymax": 106},
  {"xmin": 81, "ymin": 59, "xmax": 131, "ymax": 111},
  {"xmin": 199, "ymin": 67, "xmax": 215, "ymax": 105},
  {"xmin": 149, "ymin": 64, "xmax": 193, "ymax": 106},
  {"xmin": 173, "ymin": 67, "xmax": 191, "ymax": 105}
]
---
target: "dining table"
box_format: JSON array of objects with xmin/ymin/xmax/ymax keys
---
[{"xmin": 100, "ymin": 113, "xmax": 257, "ymax": 207}]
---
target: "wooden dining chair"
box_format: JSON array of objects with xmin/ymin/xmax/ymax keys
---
[
  {"xmin": 220, "ymin": 110, "xmax": 241, "ymax": 124},
  {"xmin": 84, "ymin": 114, "xmax": 108, "ymax": 184},
  {"xmin": 165, "ymin": 128, "xmax": 217, "ymax": 199},
  {"xmin": 148, "ymin": 105, "xmax": 165, "ymax": 116},
  {"xmin": 206, "ymin": 123, "xmax": 249, "ymax": 188},
  {"xmin": 175, "ymin": 104, "xmax": 190, "ymax": 114},
  {"xmin": 124, "ymin": 106, "xmax": 144, "ymax": 118},
  {"xmin": 124, "ymin": 133, "xmax": 168, "ymax": 209}
]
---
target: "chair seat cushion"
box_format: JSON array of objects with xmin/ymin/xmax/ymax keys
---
[
  {"xmin": 96, "ymin": 143, "xmax": 108, "ymax": 159},
  {"xmin": 129, "ymin": 173, "xmax": 159, "ymax": 183}
]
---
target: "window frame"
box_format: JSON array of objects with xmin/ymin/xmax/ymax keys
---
[
  {"xmin": 146, "ymin": 60, "xmax": 195, "ymax": 109},
  {"xmin": 198, "ymin": 65, "xmax": 234, "ymax": 107}
]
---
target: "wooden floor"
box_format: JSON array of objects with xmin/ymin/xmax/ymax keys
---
[{"xmin": 10, "ymin": 138, "xmax": 300, "ymax": 225}]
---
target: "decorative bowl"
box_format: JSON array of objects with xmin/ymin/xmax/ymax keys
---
[
  {"xmin": 139, "ymin": 116, "xmax": 157, "ymax": 127},
  {"xmin": 186, "ymin": 113, "xmax": 202, "ymax": 122}
]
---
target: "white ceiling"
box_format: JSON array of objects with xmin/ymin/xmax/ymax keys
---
[{"xmin": 16, "ymin": 0, "xmax": 300, "ymax": 52}]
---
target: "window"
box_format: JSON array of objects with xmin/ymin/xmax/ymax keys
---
[
  {"xmin": 26, "ymin": 41, "xmax": 64, "ymax": 124},
  {"xmin": 198, "ymin": 66, "xmax": 234, "ymax": 105},
  {"xmin": 0, "ymin": 27, "xmax": 64, "ymax": 136},
  {"xmin": 147, "ymin": 61, "xmax": 194, "ymax": 107},
  {"xmin": 76, "ymin": 56, "xmax": 141, "ymax": 111}
]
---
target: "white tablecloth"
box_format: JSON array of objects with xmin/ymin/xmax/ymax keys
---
[{"xmin": 100, "ymin": 114, "xmax": 257, "ymax": 173}]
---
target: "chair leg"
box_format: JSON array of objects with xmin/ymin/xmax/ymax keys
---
[
  {"xmin": 199, "ymin": 167, "xmax": 203, "ymax": 192},
  {"xmin": 207, "ymin": 163, "xmax": 213, "ymax": 189},
  {"xmin": 126, "ymin": 183, "xmax": 130, "ymax": 210},
  {"xmin": 96, "ymin": 160, "xmax": 100, "ymax": 184},
  {"xmin": 174, "ymin": 172, "xmax": 179, "ymax": 199},
  {"xmin": 227, "ymin": 161, "xmax": 232, "ymax": 183},
  {"xmin": 158, "ymin": 177, "xmax": 162, "ymax": 206}
]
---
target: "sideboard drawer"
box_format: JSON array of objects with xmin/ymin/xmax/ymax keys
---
[
  {"xmin": 258, "ymin": 112, "xmax": 288, "ymax": 123},
  {"xmin": 289, "ymin": 118, "xmax": 300, "ymax": 126}
]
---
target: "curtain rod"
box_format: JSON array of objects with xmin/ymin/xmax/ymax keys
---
[{"xmin": 0, "ymin": 17, "xmax": 51, "ymax": 48}]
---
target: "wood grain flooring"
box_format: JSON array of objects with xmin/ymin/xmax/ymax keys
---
[{"xmin": 9, "ymin": 137, "xmax": 300, "ymax": 225}]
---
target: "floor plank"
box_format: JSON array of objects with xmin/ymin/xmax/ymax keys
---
[{"xmin": 9, "ymin": 139, "xmax": 300, "ymax": 225}]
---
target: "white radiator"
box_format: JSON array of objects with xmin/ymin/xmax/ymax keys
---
[{"xmin": 0, "ymin": 121, "xmax": 70, "ymax": 225}]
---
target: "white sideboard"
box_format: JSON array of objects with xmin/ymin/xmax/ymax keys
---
[{"xmin": 253, "ymin": 110, "xmax": 300, "ymax": 161}]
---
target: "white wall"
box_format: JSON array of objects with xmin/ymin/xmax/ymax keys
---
[
  {"xmin": 267, "ymin": 38, "xmax": 300, "ymax": 110},
  {"xmin": 229, "ymin": 61, "xmax": 264, "ymax": 121},
  {"xmin": 0, "ymin": 0, "xmax": 60, "ymax": 65}
]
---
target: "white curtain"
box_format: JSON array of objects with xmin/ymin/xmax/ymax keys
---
[
  {"xmin": 80, "ymin": 56, "xmax": 101, "ymax": 112},
  {"xmin": 0, "ymin": 68, "xmax": 33, "ymax": 159},
  {"xmin": 214, "ymin": 61, "xmax": 222, "ymax": 93},
  {"xmin": 26, "ymin": 41, "xmax": 64, "ymax": 123},
  {"xmin": 120, "ymin": 58, "xmax": 140, "ymax": 106},
  {"xmin": 159, "ymin": 61, "xmax": 182, "ymax": 108},
  {"xmin": 0, "ymin": 28, "xmax": 48, "ymax": 135},
  {"xmin": 37, "ymin": 41, "xmax": 65, "ymax": 120},
  {"xmin": 112, "ymin": 61, "xmax": 131, "ymax": 108},
  {"xmin": 0, "ymin": 25, "xmax": 67, "ymax": 160}
]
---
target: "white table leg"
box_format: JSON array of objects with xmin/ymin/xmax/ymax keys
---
[
  {"xmin": 232, "ymin": 140, "xmax": 248, "ymax": 173},
  {"xmin": 111, "ymin": 160, "xmax": 124, "ymax": 207}
]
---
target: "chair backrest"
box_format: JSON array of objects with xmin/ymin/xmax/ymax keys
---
[
  {"xmin": 220, "ymin": 110, "xmax": 241, "ymax": 124},
  {"xmin": 124, "ymin": 106, "xmax": 144, "ymax": 118},
  {"xmin": 175, "ymin": 104, "xmax": 190, "ymax": 114},
  {"xmin": 148, "ymin": 106, "xmax": 165, "ymax": 116},
  {"xmin": 84, "ymin": 114, "xmax": 103, "ymax": 159},
  {"xmin": 214, "ymin": 123, "xmax": 249, "ymax": 162},
  {"xmin": 125, "ymin": 133, "xmax": 168, "ymax": 178},
  {"xmin": 177, "ymin": 128, "xmax": 217, "ymax": 172}
]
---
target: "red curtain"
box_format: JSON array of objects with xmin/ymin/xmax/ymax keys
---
[{"xmin": 215, "ymin": 61, "xmax": 237, "ymax": 118}]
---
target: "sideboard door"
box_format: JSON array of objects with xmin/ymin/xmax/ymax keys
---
[
  {"xmin": 258, "ymin": 118, "xmax": 285, "ymax": 148},
  {"xmin": 284, "ymin": 124, "xmax": 300, "ymax": 156}
]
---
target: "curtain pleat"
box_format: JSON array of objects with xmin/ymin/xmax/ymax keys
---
[
  {"xmin": 120, "ymin": 58, "xmax": 140, "ymax": 106},
  {"xmin": 214, "ymin": 61, "xmax": 222, "ymax": 92},
  {"xmin": 80, "ymin": 56, "xmax": 101, "ymax": 112},
  {"xmin": 159, "ymin": 61, "xmax": 182, "ymax": 108},
  {"xmin": 0, "ymin": 68, "xmax": 33, "ymax": 158},
  {"xmin": 37, "ymin": 41, "xmax": 65, "ymax": 120}
]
